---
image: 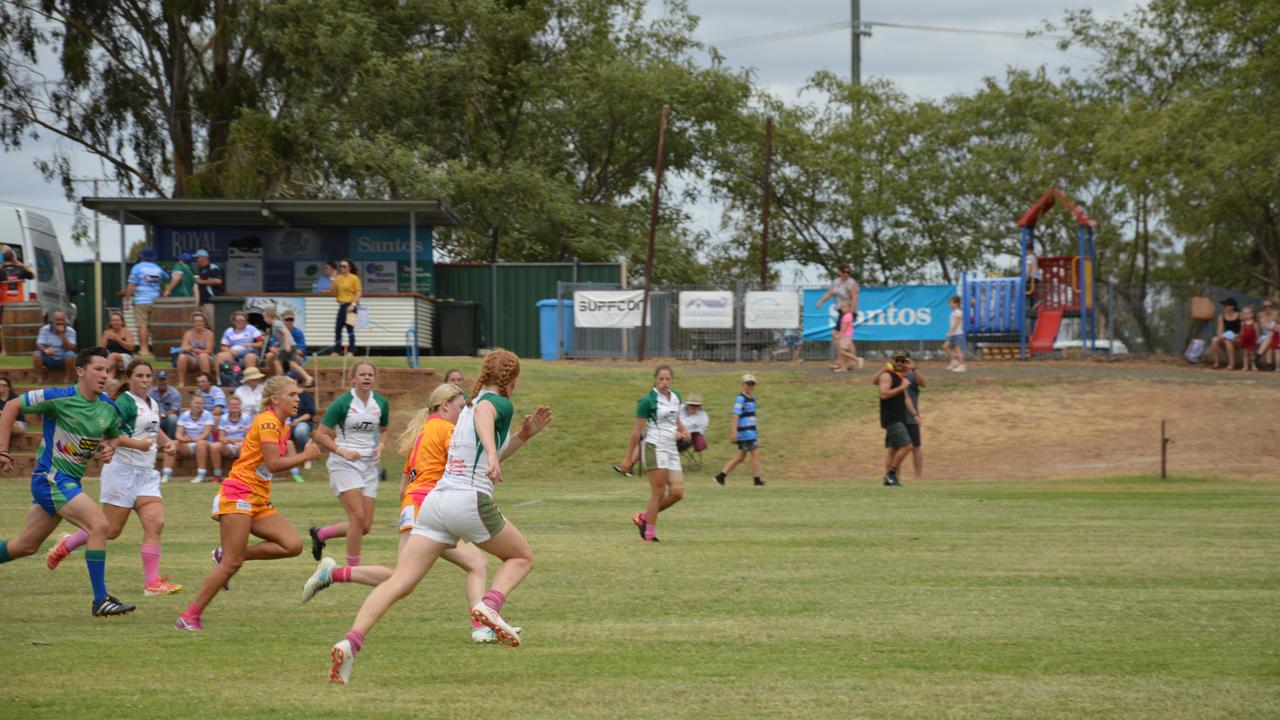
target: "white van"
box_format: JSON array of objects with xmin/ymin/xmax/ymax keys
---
[{"xmin": 0, "ymin": 206, "xmax": 75, "ymax": 323}]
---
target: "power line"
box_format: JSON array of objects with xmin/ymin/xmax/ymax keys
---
[
  {"xmin": 711, "ymin": 19, "xmax": 1063, "ymax": 50},
  {"xmin": 0, "ymin": 198, "xmax": 77, "ymax": 217}
]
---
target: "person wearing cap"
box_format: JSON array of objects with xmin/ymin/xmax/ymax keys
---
[
  {"xmin": 150, "ymin": 369, "xmax": 183, "ymax": 440},
  {"xmin": 876, "ymin": 354, "xmax": 919, "ymax": 487},
  {"xmin": 233, "ymin": 366, "xmax": 266, "ymax": 416},
  {"xmin": 676, "ymin": 393, "xmax": 709, "ymax": 454},
  {"xmin": 715, "ymin": 374, "xmax": 764, "ymax": 487},
  {"xmin": 163, "ymin": 251, "xmax": 196, "ymax": 298},
  {"xmin": 193, "ymin": 249, "xmax": 223, "ymax": 328},
  {"xmin": 263, "ymin": 305, "xmax": 314, "ymax": 387},
  {"xmin": 124, "ymin": 248, "xmax": 171, "ymax": 357}
]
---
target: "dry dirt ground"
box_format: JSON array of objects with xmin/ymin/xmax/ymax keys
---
[{"xmin": 836, "ymin": 360, "xmax": 1280, "ymax": 481}]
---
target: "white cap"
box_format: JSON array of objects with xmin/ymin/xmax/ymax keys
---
[{"xmin": 741, "ymin": 373, "xmax": 756, "ymax": 384}]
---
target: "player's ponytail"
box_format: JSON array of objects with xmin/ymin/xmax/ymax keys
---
[{"xmin": 468, "ymin": 349, "xmax": 520, "ymax": 406}]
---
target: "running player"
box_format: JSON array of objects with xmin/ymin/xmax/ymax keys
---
[
  {"xmin": 327, "ymin": 350, "xmax": 552, "ymax": 684},
  {"xmin": 46, "ymin": 359, "xmax": 183, "ymax": 595},
  {"xmin": 301, "ymin": 382, "xmax": 494, "ymax": 642},
  {"xmin": 307, "ymin": 361, "xmax": 389, "ymax": 570},
  {"xmin": 617, "ymin": 365, "xmax": 689, "ymax": 543},
  {"xmin": 0, "ymin": 347, "xmax": 135, "ymax": 617},
  {"xmin": 175, "ymin": 375, "xmax": 321, "ymax": 630}
]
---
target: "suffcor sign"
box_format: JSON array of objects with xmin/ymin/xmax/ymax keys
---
[
  {"xmin": 802, "ymin": 285, "xmax": 956, "ymax": 341},
  {"xmin": 573, "ymin": 290, "xmax": 651, "ymax": 328}
]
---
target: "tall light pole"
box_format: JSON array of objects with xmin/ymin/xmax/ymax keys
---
[
  {"xmin": 70, "ymin": 176, "xmax": 114, "ymax": 339},
  {"xmin": 851, "ymin": 0, "xmax": 861, "ymax": 87}
]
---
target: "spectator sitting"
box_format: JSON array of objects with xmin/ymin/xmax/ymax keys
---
[
  {"xmin": 194, "ymin": 371, "xmax": 227, "ymax": 421},
  {"xmin": 289, "ymin": 384, "xmax": 317, "ymax": 471},
  {"xmin": 263, "ymin": 305, "xmax": 313, "ymax": 387},
  {"xmin": 32, "ymin": 310, "xmax": 76, "ymax": 383},
  {"xmin": 234, "ymin": 366, "xmax": 265, "ymax": 416},
  {"xmin": 100, "ymin": 310, "xmax": 137, "ymax": 378},
  {"xmin": 177, "ymin": 310, "xmax": 216, "ymax": 387},
  {"xmin": 162, "ymin": 393, "xmax": 212, "ymax": 484},
  {"xmin": 313, "ymin": 260, "xmax": 337, "ymax": 293},
  {"xmin": 209, "ymin": 395, "xmax": 253, "ymax": 483},
  {"xmin": 1208, "ymin": 298, "xmax": 1242, "ymax": 369},
  {"xmin": 0, "ymin": 374, "xmax": 28, "ymax": 434},
  {"xmin": 150, "ymin": 369, "xmax": 182, "ymax": 439},
  {"xmin": 677, "ymin": 394, "xmax": 709, "ymax": 453},
  {"xmin": 124, "ymin": 247, "xmax": 170, "ymax": 357},
  {"xmin": 216, "ymin": 310, "xmax": 263, "ymax": 372},
  {"xmin": 1239, "ymin": 306, "xmax": 1260, "ymax": 371}
]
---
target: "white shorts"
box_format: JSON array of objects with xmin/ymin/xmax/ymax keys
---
[
  {"xmin": 328, "ymin": 453, "xmax": 379, "ymax": 498},
  {"xmin": 219, "ymin": 441, "xmax": 242, "ymax": 456},
  {"xmin": 410, "ymin": 489, "xmax": 506, "ymax": 546},
  {"xmin": 642, "ymin": 442, "xmax": 682, "ymax": 472},
  {"xmin": 99, "ymin": 462, "xmax": 162, "ymax": 508}
]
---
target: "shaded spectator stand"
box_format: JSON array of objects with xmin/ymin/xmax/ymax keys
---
[
  {"xmin": 962, "ymin": 188, "xmax": 1097, "ymax": 359},
  {"xmin": 78, "ymin": 198, "xmax": 460, "ymax": 355}
]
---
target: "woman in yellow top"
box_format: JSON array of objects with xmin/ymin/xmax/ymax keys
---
[
  {"xmin": 300, "ymin": 382, "xmax": 494, "ymax": 642},
  {"xmin": 175, "ymin": 375, "xmax": 321, "ymax": 631},
  {"xmin": 331, "ymin": 258, "xmax": 362, "ymax": 356}
]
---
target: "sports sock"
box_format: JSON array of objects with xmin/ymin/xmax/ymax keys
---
[
  {"xmin": 161, "ymin": 468, "xmax": 173, "ymax": 479},
  {"xmin": 471, "ymin": 619, "xmax": 485, "ymax": 629},
  {"xmin": 195, "ymin": 469, "xmax": 207, "ymax": 480},
  {"xmin": 482, "ymin": 589, "xmax": 506, "ymax": 613},
  {"xmin": 332, "ymin": 567, "xmax": 352, "ymax": 583},
  {"xmin": 85, "ymin": 549, "xmax": 108, "ymax": 603},
  {"xmin": 346, "ymin": 554, "xmax": 361, "ymax": 567},
  {"xmin": 64, "ymin": 529, "xmax": 89, "ymax": 552},
  {"xmin": 317, "ymin": 525, "xmax": 343, "ymax": 542},
  {"xmin": 140, "ymin": 543, "xmax": 161, "ymax": 586},
  {"xmin": 213, "ymin": 469, "xmax": 223, "ymax": 478},
  {"xmin": 0, "ymin": 540, "xmax": 10, "ymax": 563},
  {"xmin": 344, "ymin": 629, "xmax": 365, "ymax": 654},
  {"xmin": 644, "ymin": 524, "xmax": 657, "ymax": 540},
  {"xmin": 181, "ymin": 602, "xmax": 202, "ymax": 620}
]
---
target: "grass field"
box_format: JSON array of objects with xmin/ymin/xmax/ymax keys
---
[{"xmin": 1, "ymin": 359, "xmax": 1277, "ymax": 719}]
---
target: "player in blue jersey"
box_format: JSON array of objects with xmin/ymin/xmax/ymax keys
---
[{"xmin": 0, "ymin": 347, "xmax": 136, "ymax": 616}]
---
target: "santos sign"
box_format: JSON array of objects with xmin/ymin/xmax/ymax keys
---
[{"xmin": 802, "ymin": 285, "xmax": 957, "ymax": 341}]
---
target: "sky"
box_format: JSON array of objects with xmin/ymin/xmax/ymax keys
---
[{"xmin": 0, "ymin": 0, "xmax": 1142, "ymax": 268}]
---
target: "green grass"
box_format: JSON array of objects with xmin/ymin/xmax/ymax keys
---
[{"xmin": 0, "ymin": 360, "xmax": 1277, "ymax": 719}]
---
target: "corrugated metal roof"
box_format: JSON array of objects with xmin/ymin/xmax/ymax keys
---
[{"xmin": 80, "ymin": 198, "xmax": 461, "ymax": 228}]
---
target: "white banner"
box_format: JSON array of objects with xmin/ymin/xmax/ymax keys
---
[
  {"xmin": 574, "ymin": 290, "xmax": 650, "ymax": 328},
  {"xmin": 744, "ymin": 291, "xmax": 800, "ymax": 329},
  {"xmin": 678, "ymin": 291, "xmax": 734, "ymax": 329},
  {"xmin": 360, "ymin": 260, "xmax": 397, "ymax": 293}
]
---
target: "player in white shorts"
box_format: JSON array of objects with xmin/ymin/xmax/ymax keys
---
[
  {"xmin": 308, "ymin": 361, "xmax": 389, "ymax": 571},
  {"xmin": 327, "ymin": 350, "xmax": 552, "ymax": 684},
  {"xmin": 618, "ymin": 364, "xmax": 689, "ymax": 543},
  {"xmin": 45, "ymin": 359, "xmax": 183, "ymax": 595}
]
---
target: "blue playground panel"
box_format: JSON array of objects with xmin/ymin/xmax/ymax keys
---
[{"xmin": 963, "ymin": 275, "xmax": 1025, "ymax": 334}]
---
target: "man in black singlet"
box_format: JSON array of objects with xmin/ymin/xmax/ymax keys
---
[{"xmin": 877, "ymin": 353, "xmax": 919, "ymax": 487}]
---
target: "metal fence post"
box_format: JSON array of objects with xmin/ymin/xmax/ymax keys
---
[
  {"xmin": 1107, "ymin": 281, "xmax": 1116, "ymax": 357},
  {"xmin": 556, "ymin": 280, "xmax": 564, "ymax": 360},
  {"xmin": 734, "ymin": 280, "xmax": 743, "ymax": 363}
]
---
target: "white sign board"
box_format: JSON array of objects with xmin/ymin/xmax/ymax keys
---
[
  {"xmin": 574, "ymin": 290, "xmax": 650, "ymax": 328},
  {"xmin": 225, "ymin": 258, "xmax": 262, "ymax": 293},
  {"xmin": 679, "ymin": 291, "xmax": 734, "ymax": 329},
  {"xmin": 360, "ymin": 260, "xmax": 397, "ymax": 293},
  {"xmin": 744, "ymin": 291, "xmax": 800, "ymax": 329}
]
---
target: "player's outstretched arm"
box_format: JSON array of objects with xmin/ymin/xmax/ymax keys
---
[{"xmin": 501, "ymin": 405, "xmax": 552, "ymax": 462}]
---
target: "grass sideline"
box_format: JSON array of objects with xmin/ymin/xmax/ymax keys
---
[{"xmin": 0, "ymin": 360, "xmax": 1276, "ymax": 719}]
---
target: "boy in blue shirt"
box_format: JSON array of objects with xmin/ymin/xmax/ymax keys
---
[
  {"xmin": 125, "ymin": 248, "xmax": 170, "ymax": 357},
  {"xmin": 715, "ymin": 374, "xmax": 764, "ymax": 487}
]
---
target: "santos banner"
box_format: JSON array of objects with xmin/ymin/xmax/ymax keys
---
[
  {"xmin": 574, "ymin": 290, "xmax": 651, "ymax": 328},
  {"xmin": 802, "ymin": 285, "xmax": 957, "ymax": 341}
]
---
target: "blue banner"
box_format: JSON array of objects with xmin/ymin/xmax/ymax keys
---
[{"xmin": 803, "ymin": 285, "xmax": 957, "ymax": 342}]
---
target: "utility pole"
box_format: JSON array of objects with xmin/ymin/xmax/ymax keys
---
[
  {"xmin": 70, "ymin": 176, "xmax": 114, "ymax": 339},
  {"xmin": 761, "ymin": 117, "xmax": 772, "ymax": 289},
  {"xmin": 637, "ymin": 105, "xmax": 670, "ymax": 362},
  {"xmin": 851, "ymin": 0, "xmax": 861, "ymax": 87}
]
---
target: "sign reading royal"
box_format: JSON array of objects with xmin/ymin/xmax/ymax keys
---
[
  {"xmin": 802, "ymin": 285, "xmax": 956, "ymax": 341},
  {"xmin": 574, "ymin": 290, "xmax": 651, "ymax": 328},
  {"xmin": 678, "ymin": 291, "xmax": 734, "ymax": 329},
  {"xmin": 744, "ymin": 291, "xmax": 800, "ymax": 329}
]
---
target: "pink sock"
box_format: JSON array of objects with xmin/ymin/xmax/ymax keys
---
[
  {"xmin": 63, "ymin": 529, "xmax": 89, "ymax": 552},
  {"xmin": 317, "ymin": 525, "xmax": 343, "ymax": 542},
  {"xmin": 182, "ymin": 603, "xmax": 202, "ymax": 620},
  {"xmin": 140, "ymin": 543, "xmax": 161, "ymax": 586},
  {"xmin": 332, "ymin": 567, "xmax": 352, "ymax": 583},
  {"xmin": 644, "ymin": 523, "xmax": 656, "ymax": 540},
  {"xmin": 471, "ymin": 619, "xmax": 485, "ymax": 629},
  {"xmin": 346, "ymin": 555, "xmax": 361, "ymax": 567},
  {"xmin": 482, "ymin": 589, "xmax": 506, "ymax": 613},
  {"xmin": 344, "ymin": 629, "xmax": 365, "ymax": 654}
]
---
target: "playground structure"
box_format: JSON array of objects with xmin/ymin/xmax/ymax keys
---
[{"xmin": 962, "ymin": 189, "xmax": 1097, "ymax": 359}]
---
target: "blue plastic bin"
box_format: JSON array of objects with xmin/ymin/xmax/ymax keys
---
[{"xmin": 536, "ymin": 299, "xmax": 574, "ymax": 360}]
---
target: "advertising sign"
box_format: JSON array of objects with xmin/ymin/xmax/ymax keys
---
[
  {"xmin": 744, "ymin": 291, "xmax": 800, "ymax": 329},
  {"xmin": 294, "ymin": 261, "xmax": 329, "ymax": 292},
  {"xmin": 360, "ymin": 260, "xmax": 398, "ymax": 293},
  {"xmin": 802, "ymin": 285, "xmax": 956, "ymax": 341},
  {"xmin": 347, "ymin": 227, "xmax": 431, "ymax": 260},
  {"xmin": 573, "ymin": 290, "xmax": 650, "ymax": 328},
  {"xmin": 225, "ymin": 258, "xmax": 262, "ymax": 293},
  {"xmin": 678, "ymin": 291, "xmax": 734, "ymax": 329}
]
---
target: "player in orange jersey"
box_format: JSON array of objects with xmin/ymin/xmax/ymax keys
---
[{"xmin": 175, "ymin": 375, "xmax": 321, "ymax": 630}]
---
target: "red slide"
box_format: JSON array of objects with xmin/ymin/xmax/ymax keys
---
[{"xmin": 1029, "ymin": 308, "xmax": 1064, "ymax": 355}]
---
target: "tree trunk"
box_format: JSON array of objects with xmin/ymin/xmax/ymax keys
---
[
  {"xmin": 204, "ymin": 0, "xmax": 233, "ymax": 178},
  {"xmin": 166, "ymin": 9, "xmax": 194, "ymax": 197}
]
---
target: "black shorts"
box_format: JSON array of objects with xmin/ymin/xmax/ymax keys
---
[{"xmin": 905, "ymin": 423, "xmax": 921, "ymax": 448}]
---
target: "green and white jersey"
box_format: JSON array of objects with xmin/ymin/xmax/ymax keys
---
[
  {"xmin": 437, "ymin": 390, "xmax": 514, "ymax": 496},
  {"xmin": 635, "ymin": 387, "xmax": 681, "ymax": 449},
  {"xmin": 21, "ymin": 386, "xmax": 122, "ymax": 480},
  {"xmin": 113, "ymin": 390, "xmax": 161, "ymax": 467},
  {"xmin": 321, "ymin": 389, "xmax": 389, "ymax": 458}
]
